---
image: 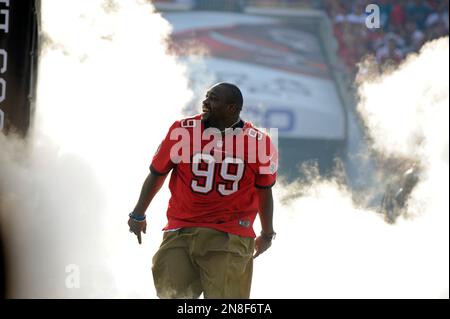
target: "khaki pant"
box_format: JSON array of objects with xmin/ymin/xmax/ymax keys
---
[{"xmin": 152, "ymin": 227, "xmax": 254, "ymax": 299}]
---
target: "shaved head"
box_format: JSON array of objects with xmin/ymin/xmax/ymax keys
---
[
  {"xmin": 215, "ymin": 82, "xmax": 243, "ymax": 111},
  {"xmin": 202, "ymin": 82, "xmax": 243, "ymax": 127}
]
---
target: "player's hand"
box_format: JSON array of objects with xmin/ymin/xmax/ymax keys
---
[
  {"xmin": 253, "ymin": 236, "xmax": 272, "ymax": 258},
  {"xmin": 128, "ymin": 218, "xmax": 147, "ymax": 245}
]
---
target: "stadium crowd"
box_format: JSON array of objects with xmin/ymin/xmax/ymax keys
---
[
  {"xmin": 324, "ymin": 0, "xmax": 449, "ymax": 74},
  {"xmin": 156, "ymin": 0, "xmax": 448, "ymax": 74}
]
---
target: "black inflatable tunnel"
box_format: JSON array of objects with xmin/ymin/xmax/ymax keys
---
[{"xmin": 0, "ymin": 0, "xmax": 40, "ymax": 299}]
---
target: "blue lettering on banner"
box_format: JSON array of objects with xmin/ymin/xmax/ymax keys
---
[
  {"xmin": 243, "ymin": 106, "xmax": 295, "ymax": 133},
  {"xmin": 265, "ymin": 109, "xmax": 294, "ymax": 133}
]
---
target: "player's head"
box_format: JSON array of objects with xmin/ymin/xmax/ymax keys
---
[{"xmin": 202, "ymin": 82, "xmax": 243, "ymax": 122}]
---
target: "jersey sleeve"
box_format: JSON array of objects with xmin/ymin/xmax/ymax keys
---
[
  {"xmin": 150, "ymin": 121, "xmax": 181, "ymax": 175},
  {"xmin": 254, "ymin": 134, "xmax": 278, "ymax": 188}
]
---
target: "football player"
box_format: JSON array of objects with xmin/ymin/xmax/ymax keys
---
[{"xmin": 128, "ymin": 83, "xmax": 278, "ymax": 298}]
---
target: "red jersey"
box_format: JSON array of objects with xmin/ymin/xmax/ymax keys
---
[{"xmin": 150, "ymin": 114, "xmax": 278, "ymax": 237}]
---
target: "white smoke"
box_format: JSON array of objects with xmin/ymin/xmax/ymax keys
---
[
  {"xmin": 252, "ymin": 38, "xmax": 449, "ymax": 299},
  {"xmin": 1, "ymin": 0, "xmax": 191, "ymax": 298},
  {"xmin": 0, "ymin": 1, "xmax": 448, "ymax": 299}
]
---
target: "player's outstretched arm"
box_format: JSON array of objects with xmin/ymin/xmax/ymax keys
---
[
  {"xmin": 128, "ymin": 172, "xmax": 167, "ymax": 244},
  {"xmin": 254, "ymin": 187, "xmax": 275, "ymax": 258}
]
